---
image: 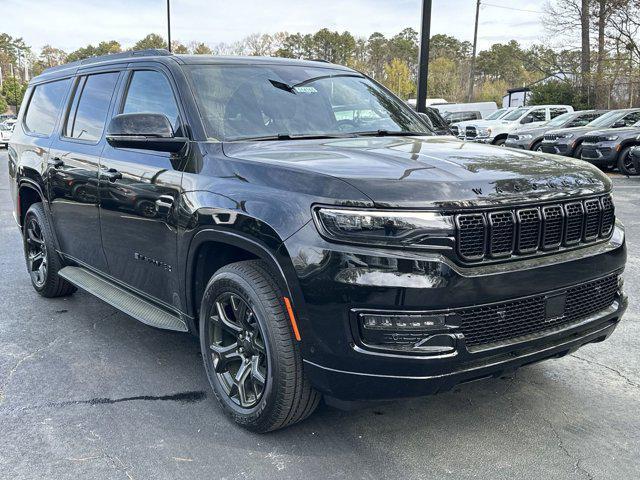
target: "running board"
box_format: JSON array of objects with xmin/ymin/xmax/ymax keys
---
[{"xmin": 58, "ymin": 266, "xmax": 188, "ymax": 332}]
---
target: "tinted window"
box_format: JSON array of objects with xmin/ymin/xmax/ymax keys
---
[
  {"xmin": 65, "ymin": 72, "xmax": 119, "ymax": 142},
  {"xmin": 187, "ymin": 65, "xmax": 430, "ymax": 140},
  {"xmin": 621, "ymin": 111, "xmax": 640, "ymax": 126},
  {"xmin": 122, "ymin": 71, "xmax": 180, "ymax": 131},
  {"xmin": 24, "ymin": 79, "xmax": 71, "ymax": 135},
  {"xmin": 569, "ymin": 112, "xmax": 601, "ymax": 128},
  {"xmin": 529, "ymin": 109, "xmax": 547, "ymax": 122},
  {"xmin": 550, "ymin": 107, "xmax": 568, "ymax": 119}
]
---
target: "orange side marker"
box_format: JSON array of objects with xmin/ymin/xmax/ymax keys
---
[{"xmin": 283, "ymin": 297, "xmax": 301, "ymax": 341}]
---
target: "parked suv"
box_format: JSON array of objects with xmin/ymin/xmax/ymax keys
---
[
  {"xmin": 0, "ymin": 122, "xmax": 13, "ymax": 148},
  {"xmin": 581, "ymin": 121, "xmax": 640, "ymax": 175},
  {"xmin": 465, "ymin": 105, "xmax": 574, "ymax": 145},
  {"xmin": 450, "ymin": 107, "xmax": 514, "ymax": 139},
  {"xmin": 505, "ymin": 110, "xmax": 608, "ymax": 151},
  {"xmin": 8, "ymin": 50, "xmax": 627, "ymax": 432},
  {"xmin": 541, "ymin": 108, "xmax": 640, "ymax": 158}
]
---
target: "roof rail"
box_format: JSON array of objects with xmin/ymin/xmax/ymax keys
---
[
  {"xmin": 39, "ymin": 49, "xmax": 172, "ymax": 77},
  {"xmin": 308, "ymin": 58, "xmax": 331, "ymax": 63}
]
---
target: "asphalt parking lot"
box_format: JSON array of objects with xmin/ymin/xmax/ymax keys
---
[{"xmin": 0, "ymin": 149, "xmax": 638, "ymax": 480}]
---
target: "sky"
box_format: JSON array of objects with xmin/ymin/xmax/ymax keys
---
[{"xmin": 4, "ymin": 0, "xmax": 549, "ymax": 53}]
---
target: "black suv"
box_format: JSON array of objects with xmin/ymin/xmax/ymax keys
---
[
  {"xmin": 581, "ymin": 121, "xmax": 640, "ymax": 175},
  {"xmin": 7, "ymin": 50, "xmax": 627, "ymax": 432},
  {"xmin": 541, "ymin": 108, "xmax": 640, "ymax": 158}
]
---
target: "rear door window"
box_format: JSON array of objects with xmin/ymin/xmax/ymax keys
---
[
  {"xmin": 23, "ymin": 78, "xmax": 71, "ymax": 136},
  {"xmin": 550, "ymin": 107, "xmax": 568, "ymax": 119},
  {"xmin": 64, "ymin": 72, "xmax": 119, "ymax": 142}
]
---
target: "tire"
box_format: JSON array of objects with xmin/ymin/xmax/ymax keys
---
[
  {"xmin": 531, "ymin": 141, "xmax": 543, "ymax": 152},
  {"xmin": 573, "ymin": 145, "xmax": 583, "ymax": 159},
  {"xmin": 617, "ymin": 147, "xmax": 638, "ymax": 176},
  {"xmin": 494, "ymin": 138, "xmax": 506, "ymax": 147},
  {"xmin": 199, "ymin": 260, "xmax": 320, "ymax": 432},
  {"xmin": 23, "ymin": 203, "xmax": 76, "ymax": 298}
]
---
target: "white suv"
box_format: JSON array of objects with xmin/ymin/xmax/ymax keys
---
[
  {"xmin": 0, "ymin": 122, "xmax": 14, "ymax": 148},
  {"xmin": 464, "ymin": 105, "xmax": 574, "ymax": 146}
]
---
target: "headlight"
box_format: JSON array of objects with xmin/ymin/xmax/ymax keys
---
[
  {"xmin": 558, "ymin": 133, "xmax": 574, "ymax": 139},
  {"xmin": 602, "ymin": 135, "xmax": 618, "ymax": 141},
  {"xmin": 314, "ymin": 208, "xmax": 454, "ymax": 248},
  {"xmin": 518, "ymin": 134, "xmax": 533, "ymax": 140}
]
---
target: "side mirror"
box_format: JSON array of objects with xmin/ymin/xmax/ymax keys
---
[
  {"xmin": 520, "ymin": 115, "xmax": 533, "ymax": 124},
  {"xmin": 106, "ymin": 113, "xmax": 187, "ymax": 153},
  {"xmin": 611, "ymin": 120, "xmax": 626, "ymax": 128}
]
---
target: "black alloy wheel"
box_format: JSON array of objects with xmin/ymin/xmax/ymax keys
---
[
  {"xmin": 618, "ymin": 147, "xmax": 638, "ymax": 176},
  {"xmin": 199, "ymin": 260, "xmax": 320, "ymax": 432},
  {"xmin": 25, "ymin": 216, "xmax": 47, "ymax": 288},
  {"xmin": 208, "ymin": 292, "xmax": 268, "ymax": 408},
  {"xmin": 22, "ymin": 203, "xmax": 76, "ymax": 297}
]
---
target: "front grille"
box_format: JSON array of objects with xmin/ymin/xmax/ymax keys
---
[
  {"xmin": 455, "ymin": 195, "xmax": 614, "ymax": 262},
  {"xmin": 466, "ymin": 126, "xmax": 477, "ymax": 139},
  {"xmin": 544, "ymin": 134, "xmax": 558, "ymax": 142},
  {"xmin": 459, "ymin": 273, "xmax": 619, "ymax": 348}
]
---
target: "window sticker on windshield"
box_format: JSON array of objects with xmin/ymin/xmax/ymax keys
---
[{"xmin": 294, "ymin": 86, "xmax": 318, "ymax": 94}]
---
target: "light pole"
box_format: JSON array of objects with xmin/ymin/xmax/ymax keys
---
[
  {"xmin": 467, "ymin": 0, "xmax": 481, "ymax": 102},
  {"xmin": 416, "ymin": 0, "xmax": 432, "ymax": 113},
  {"xmin": 167, "ymin": 0, "xmax": 172, "ymax": 52}
]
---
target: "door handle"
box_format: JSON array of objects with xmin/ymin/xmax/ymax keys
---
[
  {"xmin": 100, "ymin": 167, "xmax": 122, "ymax": 182},
  {"xmin": 48, "ymin": 157, "xmax": 64, "ymax": 168}
]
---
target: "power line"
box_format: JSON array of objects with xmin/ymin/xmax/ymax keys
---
[{"xmin": 482, "ymin": 2, "xmax": 544, "ymax": 14}]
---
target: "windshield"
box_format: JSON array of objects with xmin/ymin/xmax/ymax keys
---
[
  {"xmin": 186, "ymin": 65, "xmax": 432, "ymax": 141},
  {"xmin": 485, "ymin": 108, "xmax": 507, "ymax": 120},
  {"xmin": 502, "ymin": 107, "xmax": 528, "ymax": 121},
  {"xmin": 546, "ymin": 112, "xmax": 575, "ymax": 127},
  {"xmin": 587, "ymin": 110, "xmax": 627, "ymax": 128},
  {"xmin": 0, "ymin": 124, "xmax": 10, "ymax": 131}
]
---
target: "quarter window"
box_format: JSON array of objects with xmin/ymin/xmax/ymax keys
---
[
  {"xmin": 65, "ymin": 72, "xmax": 119, "ymax": 142},
  {"xmin": 122, "ymin": 71, "xmax": 180, "ymax": 131},
  {"xmin": 24, "ymin": 78, "xmax": 71, "ymax": 136}
]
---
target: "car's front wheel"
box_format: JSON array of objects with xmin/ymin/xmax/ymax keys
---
[
  {"xmin": 618, "ymin": 147, "xmax": 638, "ymax": 176},
  {"xmin": 199, "ymin": 260, "xmax": 320, "ymax": 432}
]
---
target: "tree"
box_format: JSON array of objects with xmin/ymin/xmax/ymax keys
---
[
  {"xmin": 0, "ymin": 95, "xmax": 8, "ymax": 114},
  {"xmin": 529, "ymin": 80, "xmax": 584, "ymax": 107},
  {"xmin": 367, "ymin": 32, "xmax": 388, "ymax": 80},
  {"xmin": 39, "ymin": 45, "xmax": 67, "ymax": 67},
  {"xmin": 428, "ymin": 57, "xmax": 463, "ymax": 100},
  {"xmin": 171, "ymin": 41, "xmax": 189, "ymax": 54},
  {"xmin": 1, "ymin": 76, "xmax": 26, "ymax": 108},
  {"xmin": 383, "ymin": 59, "xmax": 415, "ymax": 99},
  {"xmin": 190, "ymin": 42, "xmax": 213, "ymax": 55},
  {"xmin": 66, "ymin": 40, "xmax": 121, "ymax": 62},
  {"xmin": 133, "ymin": 34, "xmax": 166, "ymax": 50}
]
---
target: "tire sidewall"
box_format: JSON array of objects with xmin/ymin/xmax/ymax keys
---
[
  {"xmin": 199, "ymin": 269, "xmax": 282, "ymax": 427},
  {"xmin": 23, "ymin": 206, "xmax": 51, "ymax": 293},
  {"xmin": 618, "ymin": 147, "xmax": 637, "ymax": 176}
]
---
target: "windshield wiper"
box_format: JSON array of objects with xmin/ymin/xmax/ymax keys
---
[
  {"xmin": 352, "ymin": 130, "xmax": 429, "ymax": 137},
  {"xmin": 229, "ymin": 133, "xmax": 356, "ymax": 142}
]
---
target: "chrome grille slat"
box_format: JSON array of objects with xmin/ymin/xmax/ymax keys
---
[{"xmin": 455, "ymin": 195, "xmax": 614, "ymax": 263}]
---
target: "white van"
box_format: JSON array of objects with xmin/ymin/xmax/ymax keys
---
[{"xmin": 432, "ymin": 101, "xmax": 498, "ymax": 119}]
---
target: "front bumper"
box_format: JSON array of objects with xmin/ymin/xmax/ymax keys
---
[
  {"xmin": 283, "ymin": 221, "xmax": 627, "ymax": 401},
  {"xmin": 581, "ymin": 143, "xmax": 618, "ymax": 165},
  {"xmin": 540, "ymin": 142, "xmax": 572, "ymax": 156}
]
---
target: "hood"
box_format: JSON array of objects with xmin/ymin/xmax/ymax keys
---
[
  {"xmin": 221, "ymin": 136, "xmax": 610, "ymax": 209},
  {"xmin": 511, "ymin": 124, "xmax": 551, "ymax": 136},
  {"xmin": 547, "ymin": 125, "xmax": 600, "ymax": 136},
  {"xmin": 588, "ymin": 126, "xmax": 640, "ymax": 138}
]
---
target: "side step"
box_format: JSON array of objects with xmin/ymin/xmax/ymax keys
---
[{"xmin": 58, "ymin": 266, "xmax": 188, "ymax": 332}]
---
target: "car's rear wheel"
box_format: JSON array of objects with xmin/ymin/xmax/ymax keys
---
[
  {"xmin": 494, "ymin": 138, "xmax": 506, "ymax": 146},
  {"xmin": 23, "ymin": 203, "xmax": 76, "ymax": 297},
  {"xmin": 617, "ymin": 147, "xmax": 638, "ymax": 176},
  {"xmin": 199, "ymin": 260, "xmax": 320, "ymax": 432}
]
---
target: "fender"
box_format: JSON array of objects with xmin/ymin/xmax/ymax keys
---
[{"xmin": 182, "ymin": 226, "xmax": 311, "ymax": 344}]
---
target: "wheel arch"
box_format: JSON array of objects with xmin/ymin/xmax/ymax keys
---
[
  {"xmin": 17, "ymin": 179, "xmax": 45, "ymax": 228},
  {"xmin": 492, "ymin": 133, "xmax": 508, "ymax": 144},
  {"xmin": 184, "ymin": 229, "xmax": 303, "ymax": 331}
]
